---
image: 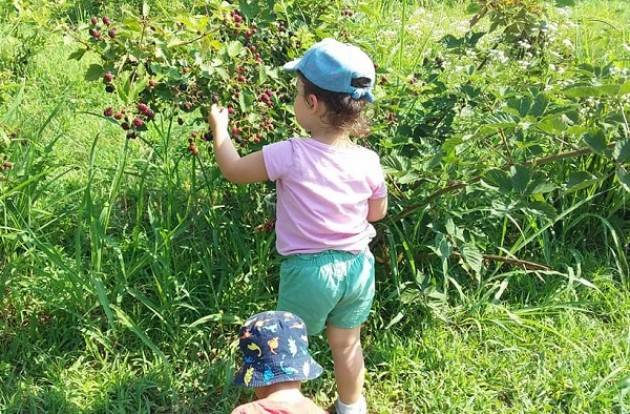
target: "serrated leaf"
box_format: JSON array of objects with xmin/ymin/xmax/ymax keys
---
[
  {"xmin": 484, "ymin": 168, "xmax": 512, "ymax": 192},
  {"xmin": 510, "ymin": 165, "xmax": 531, "ymax": 193},
  {"xmin": 526, "ymin": 201, "xmax": 557, "ymax": 218},
  {"xmin": 85, "ymin": 64, "xmax": 104, "ymax": 81},
  {"xmin": 226, "ymin": 41, "xmax": 244, "ymax": 58},
  {"xmin": 617, "ymin": 166, "xmax": 630, "ymax": 192},
  {"xmin": 68, "ymin": 48, "xmax": 87, "ymax": 61},
  {"xmin": 582, "ymin": 129, "xmax": 607, "ymax": 155},
  {"xmin": 462, "ymin": 243, "xmax": 483, "ymax": 273},
  {"xmin": 612, "ymin": 139, "xmax": 630, "ymax": 163},
  {"xmin": 566, "ymin": 171, "xmax": 599, "ymax": 191}
]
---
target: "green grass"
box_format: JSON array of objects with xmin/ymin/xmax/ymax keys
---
[{"xmin": 1, "ymin": 0, "xmax": 629, "ymax": 413}]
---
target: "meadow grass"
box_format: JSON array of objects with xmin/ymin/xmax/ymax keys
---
[{"xmin": 1, "ymin": 0, "xmax": 629, "ymax": 413}]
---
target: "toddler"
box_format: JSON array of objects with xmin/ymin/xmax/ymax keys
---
[{"xmin": 209, "ymin": 38, "xmax": 387, "ymax": 414}]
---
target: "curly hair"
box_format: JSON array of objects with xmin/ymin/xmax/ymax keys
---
[{"xmin": 297, "ymin": 71, "xmax": 372, "ymax": 137}]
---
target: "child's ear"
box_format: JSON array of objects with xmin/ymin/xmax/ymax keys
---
[{"xmin": 306, "ymin": 94, "xmax": 318, "ymax": 112}]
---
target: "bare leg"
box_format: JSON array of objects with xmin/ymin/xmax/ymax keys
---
[{"xmin": 326, "ymin": 324, "xmax": 365, "ymax": 405}]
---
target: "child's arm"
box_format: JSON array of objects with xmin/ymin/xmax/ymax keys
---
[
  {"xmin": 367, "ymin": 196, "xmax": 387, "ymax": 222},
  {"xmin": 208, "ymin": 104, "xmax": 268, "ymax": 184}
]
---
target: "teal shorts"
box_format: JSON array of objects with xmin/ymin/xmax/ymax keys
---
[{"xmin": 277, "ymin": 249, "xmax": 376, "ymax": 336}]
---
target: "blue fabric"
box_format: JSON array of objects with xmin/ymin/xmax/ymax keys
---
[
  {"xmin": 233, "ymin": 311, "xmax": 323, "ymax": 387},
  {"xmin": 283, "ymin": 38, "xmax": 376, "ymax": 102}
]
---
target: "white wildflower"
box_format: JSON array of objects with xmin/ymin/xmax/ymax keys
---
[{"xmin": 562, "ymin": 38, "xmax": 573, "ymax": 48}]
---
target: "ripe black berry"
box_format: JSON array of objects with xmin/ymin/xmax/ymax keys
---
[
  {"xmin": 105, "ymin": 84, "xmax": 115, "ymax": 93},
  {"xmin": 121, "ymin": 122, "xmax": 130, "ymax": 130},
  {"xmin": 108, "ymin": 28, "xmax": 117, "ymax": 39},
  {"xmin": 103, "ymin": 107, "xmax": 113, "ymax": 117}
]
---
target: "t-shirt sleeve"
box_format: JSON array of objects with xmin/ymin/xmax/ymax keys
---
[
  {"xmin": 369, "ymin": 154, "xmax": 387, "ymax": 199},
  {"xmin": 262, "ymin": 140, "xmax": 294, "ymax": 181}
]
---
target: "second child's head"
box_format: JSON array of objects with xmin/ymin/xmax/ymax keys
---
[
  {"xmin": 284, "ymin": 39, "xmax": 376, "ymax": 138},
  {"xmin": 233, "ymin": 311, "xmax": 323, "ymax": 398}
]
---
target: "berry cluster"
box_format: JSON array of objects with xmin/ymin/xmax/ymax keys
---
[
  {"xmin": 102, "ymin": 102, "xmax": 154, "ymax": 139},
  {"xmin": 89, "ymin": 16, "xmax": 116, "ymax": 41}
]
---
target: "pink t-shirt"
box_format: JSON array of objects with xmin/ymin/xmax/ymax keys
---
[
  {"xmin": 263, "ymin": 138, "xmax": 387, "ymax": 256},
  {"xmin": 231, "ymin": 398, "xmax": 327, "ymax": 414}
]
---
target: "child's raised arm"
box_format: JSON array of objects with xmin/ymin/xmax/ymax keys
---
[{"xmin": 208, "ymin": 104, "xmax": 269, "ymax": 184}]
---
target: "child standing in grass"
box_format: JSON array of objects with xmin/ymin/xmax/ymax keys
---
[{"xmin": 209, "ymin": 38, "xmax": 387, "ymax": 414}]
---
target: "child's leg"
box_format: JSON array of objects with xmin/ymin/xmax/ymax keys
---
[{"xmin": 326, "ymin": 324, "xmax": 365, "ymax": 405}]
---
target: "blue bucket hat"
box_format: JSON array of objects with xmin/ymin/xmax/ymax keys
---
[
  {"xmin": 233, "ymin": 311, "xmax": 323, "ymax": 388},
  {"xmin": 283, "ymin": 38, "xmax": 376, "ymax": 102}
]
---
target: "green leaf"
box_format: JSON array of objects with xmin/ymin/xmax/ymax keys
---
[
  {"xmin": 510, "ymin": 165, "xmax": 531, "ymax": 193},
  {"xmin": 466, "ymin": 3, "xmax": 482, "ymax": 13},
  {"xmin": 507, "ymin": 97, "xmax": 530, "ymax": 118},
  {"xmin": 618, "ymin": 166, "xmax": 630, "ymax": 192},
  {"xmin": 582, "ymin": 129, "xmax": 607, "ymax": 155},
  {"xmin": 555, "ymin": 0, "xmax": 575, "ymax": 5},
  {"xmin": 226, "ymin": 41, "xmax": 244, "ymax": 58},
  {"xmin": 461, "ymin": 243, "xmax": 483, "ymax": 273},
  {"xmin": 566, "ymin": 171, "xmax": 599, "ymax": 191},
  {"xmin": 612, "ymin": 139, "xmax": 630, "ymax": 163},
  {"xmin": 484, "ymin": 168, "xmax": 512, "ymax": 192},
  {"xmin": 68, "ymin": 48, "xmax": 87, "ymax": 61},
  {"xmin": 619, "ymin": 81, "xmax": 630, "ymax": 96},
  {"xmin": 529, "ymin": 93, "xmax": 547, "ymax": 117},
  {"xmin": 85, "ymin": 64, "xmax": 104, "ymax": 81}
]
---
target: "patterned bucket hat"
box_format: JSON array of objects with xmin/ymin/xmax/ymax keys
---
[{"xmin": 233, "ymin": 311, "xmax": 323, "ymax": 387}]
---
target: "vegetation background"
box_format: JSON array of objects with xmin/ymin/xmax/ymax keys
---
[{"xmin": 0, "ymin": 0, "xmax": 628, "ymax": 412}]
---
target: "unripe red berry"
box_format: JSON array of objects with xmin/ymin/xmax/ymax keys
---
[
  {"xmin": 90, "ymin": 16, "xmax": 98, "ymax": 25},
  {"xmin": 103, "ymin": 72, "xmax": 113, "ymax": 83},
  {"xmin": 108, "ymin": 28, "xmax": 117, "ymax": 38},
  {"xmin": 227, "ymin": 106, "xmax": 234, "ymax": 114},
  {"xmin": 137, "ymin": 103, "xmax": 149, "ymax": 114},
  {"xmin": 145, "ymin": 110, "xmax": 155, "ymax": 120},
  {"xmin": 231, "ymin": 126, "xmax": 240, "ymax": 136},
  {"xmin": 114, "ymin": 112, "xmax": 123, "ymax": 120},
  {"xmin": 133, "ymin": 117, "xmax": 144, "ymax": 128},
  {"xmin": 237, "ymin": 75, "xmax": 246, "ymax": 83},
  {"xmin": 102, "ymin": 16, "xmax": 111, "ymax": 26},
  {"xmin": 89, "ymin": 29, "xmax": 101, "ymax": 39},
  {"xmin": 103, "ymin": 107, "xmax": 113, "ymax": 117}
]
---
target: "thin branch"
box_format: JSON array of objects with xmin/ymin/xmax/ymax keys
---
[
  {"xmin": 390, "ymin": 141, "xmax": 619, "ymax": 222},
  {"xmin": 452, "ymin": 251, "xmax": 550, "ymax": 271}
]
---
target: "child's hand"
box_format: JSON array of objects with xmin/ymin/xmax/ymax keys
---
[{"xmin": 208, "ymin": 104, "xmax": 229, "ymax": 132}]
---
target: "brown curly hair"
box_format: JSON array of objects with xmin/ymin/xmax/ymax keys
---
[{"xmin": 297, "ymin": 71, "xmax": 372, "ymax": 137}]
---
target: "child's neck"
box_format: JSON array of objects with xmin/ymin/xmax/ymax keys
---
[
  {"xmin": 255, "ymin": 381, "xmax": 304, "ymax": 403},
  {"xmin": 308, "ymin": 125, "xmax": 351, "ymax": 147}
]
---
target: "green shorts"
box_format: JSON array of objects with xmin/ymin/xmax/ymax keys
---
[{"xmin": 277, "ymin": 249, "xmax": 376, "ymax": 336}]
